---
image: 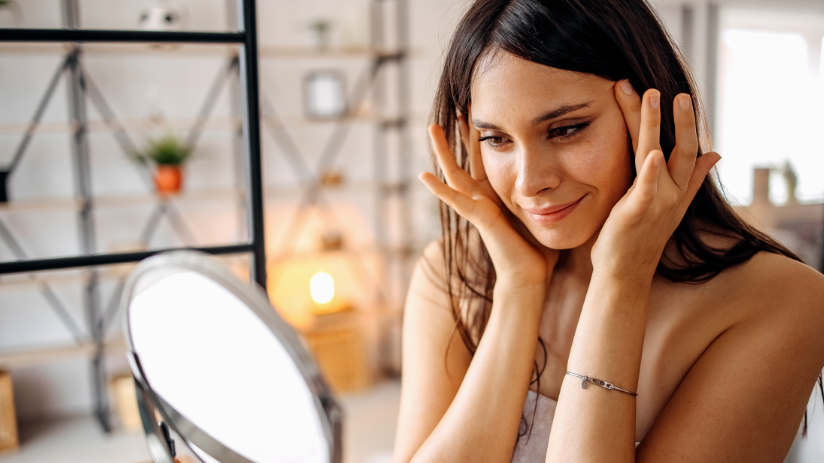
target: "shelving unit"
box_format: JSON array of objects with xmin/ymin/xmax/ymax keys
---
[
  {"xmin": 0, "ymin": 0, "xmax": 413, "ymax": 433},
  {"xmin": 260, "ymin": 0, "xmax": 413, "ymax": 373},
  {"xmin": 0, "ymin": 0, "xmax": 267, "ymax": 433}
]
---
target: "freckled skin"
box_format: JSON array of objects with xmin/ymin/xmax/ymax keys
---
[{"xmin": 471, "ymin": 52, "xmax": 634, "ymax": 249}]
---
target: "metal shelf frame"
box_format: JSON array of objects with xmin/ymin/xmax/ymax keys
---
[
  {"xmin": 0, "ymin": 0, "xmax": 267, "ymax": 432},
  {"xmin": 261, "ymin": 0, "xmax": 412, "ymax": 375}
]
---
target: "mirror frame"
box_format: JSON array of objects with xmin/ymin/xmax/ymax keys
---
[{"xmin": 121, "ymin": 250, "xmax": 343, "ymax": 463}]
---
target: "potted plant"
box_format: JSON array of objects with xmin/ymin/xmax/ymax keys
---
[
  {"xmin": 135, "ymin": 134, "xmax": 192, "ymax": 196},
  {"xmin": 307, "ymin": 19, "xmax": 332, "ymax": 51}
]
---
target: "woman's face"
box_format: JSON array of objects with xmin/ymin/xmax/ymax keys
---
[{"xmin": 470, "ymin": 51, "xmax": 633, "ymax": 250}]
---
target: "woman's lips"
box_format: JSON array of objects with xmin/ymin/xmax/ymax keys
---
[{"xmin": 524, "ymin": 196, "xmax": 584, "ymax": 225}]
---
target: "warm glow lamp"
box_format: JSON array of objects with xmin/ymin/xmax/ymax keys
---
[{"xmin": 310, "ymin": 273, "xmax": 335, "ymax": 305}]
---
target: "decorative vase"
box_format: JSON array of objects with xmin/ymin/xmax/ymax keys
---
[
  {"xmin": 138, "ymin": 1, "xmax": 189, "ymax": 31},
  {"xmin": 153, "ymin": 165, "xmax": 183, "ymax": 196}
]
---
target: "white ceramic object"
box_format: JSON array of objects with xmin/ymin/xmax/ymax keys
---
[{"xmin": 139, "ymin": 1, "xmax": 189, "ymax": 31}]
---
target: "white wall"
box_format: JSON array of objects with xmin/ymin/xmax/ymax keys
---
[{"xmin": 0, "ymin": 0, "xmax": 454, "ymax": 421}]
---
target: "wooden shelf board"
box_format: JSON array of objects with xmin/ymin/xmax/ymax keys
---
[
  {"xmin": 0, "ymin": 266, "xmax": 131, "ymax": 290},
  {"xmin": 0, "ymin": 112, "xmax": 426, "ymax": 136},
  {"xmin": 0, "ymin": 179, "xmax": 415, "ymax": 212},
  {"xmin": 264, "ymin": 181, "xmax": 408, "ymax": 197},
  {"xmin": 267, "ymin": 245, "xmax": 414, "ymax": 263},
  {"xmin": 0, "ymin": 337, "xmax": 127, "ymax": 369},
  {"xmin": 0, "ymin": 188, "xmax": 245, "ymax": 212},
  {"xmin": 0, "ymin": 42, "xmax": 408, "ymax": 58}
]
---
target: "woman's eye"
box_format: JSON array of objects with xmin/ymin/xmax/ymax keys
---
[
  {"xmin": 548, "ymin": 122, "xmax": 589, "ymax": 140},
  {"xmin": 478, "ymin": 136, "xmax": 506, "ymax": 147}
]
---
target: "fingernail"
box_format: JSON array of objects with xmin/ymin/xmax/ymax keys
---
[
  {"xmin": 679, "ymin": 95, "xmax": 691, "ymax": 110},
  {"xmin": 619, "ymin": 79, "xmax": 633, "ymax": 96},
  {"xmin": 650, "ymin": 93, "xmax": 660, "ymax": 109}
]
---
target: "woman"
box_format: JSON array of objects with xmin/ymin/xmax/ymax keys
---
[{"xmin": 393, "ymin": 0, "xmax": 824, "ymax": 462}]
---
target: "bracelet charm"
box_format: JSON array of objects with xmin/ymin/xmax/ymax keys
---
[{"xmin": 566, "ymin": 371, "xmax": 638, "ymax": 396}]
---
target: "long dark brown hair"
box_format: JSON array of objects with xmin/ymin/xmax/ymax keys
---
[{"xmin": 428, "ymin": 0, "xmax": 821, "ymax": 438}]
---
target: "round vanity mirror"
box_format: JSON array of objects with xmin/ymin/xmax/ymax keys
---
[{"xmin": 122, "ymin": 251, "xmax": 342, "ymax": 463}]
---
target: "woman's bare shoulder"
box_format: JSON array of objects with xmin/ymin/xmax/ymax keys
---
[
  {"xmin": 410, "ymin": 240, "xmax": 447, "ymax": 300},
  {"xmin": 641, "ymin": 252, "xmax": 824, "ymax": 461},
  {"xmin": 650, "ymin": 249, "xmax": 824, "ymax": 371},
  {"xmin": 407, "ymin": 240, "xmax": 450, "ymax": 310},
  {"xmin": 712, "ymin": 251, "xmax": 824, "ymax": 322},
  {"xmin": 677, "ymin": 251, "xmax": 824, "ymax": 378}
]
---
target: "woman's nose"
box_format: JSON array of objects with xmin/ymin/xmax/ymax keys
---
[{"xmin": 514, "ymin": 146, "xmax": 561, "ymax": 197}]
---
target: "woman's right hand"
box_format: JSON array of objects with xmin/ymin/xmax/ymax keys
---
[{"xmin": 419, "ymin": 115, "xmax": 558, "ymax": 289}]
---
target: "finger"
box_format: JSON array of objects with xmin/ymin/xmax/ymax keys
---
[
  {"xmin": 638, "ymin": 150, "xmax": 663, "ymax": 200},
  {"xmin": 636, "ymin": 89, "xmax": 662, "ymax": 174},
  {"xmin": 685, "ymin": 151, "xmax": 721, "ymax": 201},
  {"xmin": 419, "ymin": 171, "xmax": 483, "ymax": 223},
  {"xmin": 613, "ymin": 79, "xmax": 642, "ymax": 153},
  {"xmin": 626, "ymin": 150, "xmax": 663, "ymax": 219},
  {"xmin": 429, "ymin": 124, "xmax": 478, "ymax": 194},
  {"xmin": 668, "ymin": 94, "xmax": 699, "ymax": 190}
]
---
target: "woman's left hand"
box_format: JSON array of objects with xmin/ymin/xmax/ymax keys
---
[{"xmin": 591, "ymin": 80, "xmax": 721, "ymax": 282}]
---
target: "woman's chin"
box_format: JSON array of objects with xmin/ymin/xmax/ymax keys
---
[{"xmin": 531, "ymin": 229, "xmax": 595, "ymax": 251}]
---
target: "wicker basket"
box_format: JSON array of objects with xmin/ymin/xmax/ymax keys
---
[
  {"xmin": 0, "ymin": 370, "xmax": 18, "ymax": 454},
  {"xmin": 302, "ymin": 324, "xmax": 370, "ymax": 393},
  {"xmin": 109, "ymin": 374, "xmax": 142, "ymax": 432}
]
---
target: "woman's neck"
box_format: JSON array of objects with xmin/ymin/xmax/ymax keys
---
[{"xmin": 553, "ymin": 233, "xmax": 598, "ymax": 282}]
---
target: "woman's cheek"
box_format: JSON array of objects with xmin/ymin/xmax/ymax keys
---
[
  {"xmin": 482, "ymin": 151, "xmax": 516, "ymax": 202},
  {"xmin": 580, "ymin": 135, "xmax": 633, "ymax": 198},
  {"xmin": 560, "ymin": 141, "xmax": 609, "ymax": 190}
]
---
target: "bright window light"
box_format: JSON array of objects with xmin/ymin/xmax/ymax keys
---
[{"xmin": 716, "ymin": 27, "xmax": 824, "ymax": 204}]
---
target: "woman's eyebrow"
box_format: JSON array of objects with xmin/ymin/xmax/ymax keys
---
[
  {"xmin": 470, "ymin": 119, "xmax": 503, "ymax": 130},
  {"xmin": 531, "ymin": 102, "xmax": 593, "ymax": 124},
  {"xmin": 471, "ymin": 101, "xmax": 593, "ymax": 130}
]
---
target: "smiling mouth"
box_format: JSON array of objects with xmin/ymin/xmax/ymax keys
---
[{"xmin": 524, "ymin": 196, "xmax": 585, "ymax": 224}]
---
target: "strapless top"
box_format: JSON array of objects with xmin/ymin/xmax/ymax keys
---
[{"xmin": 511, "ymin": 391, "xmax": 642, "ymax": 463}]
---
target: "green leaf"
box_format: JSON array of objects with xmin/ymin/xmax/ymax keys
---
[{"xmin": 136, "ymin": 134, "xmax": 191, "ymax": 166}]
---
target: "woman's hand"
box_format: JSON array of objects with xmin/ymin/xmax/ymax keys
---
[
  {"xmin": 419, "ymin": 114, "xmax": 558, "ymax": 288},
  {"xmin": 591, "ymin": 81, "xmax": 721, "ymax": 282}
]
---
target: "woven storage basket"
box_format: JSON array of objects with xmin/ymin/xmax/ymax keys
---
[
  {"xmin": 0, "ymin": 370, "xmax": 18, "ymax": 453},
  {"xmin": 303, "ymin": 325, "xmax": 370, "ymax": 393},
  {"xmin": 109, "ymin": 374, "xmax": 142, "ymax": 432}
]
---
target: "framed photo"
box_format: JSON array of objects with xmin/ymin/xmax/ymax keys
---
[{"xmin": 304, "ymin": 70, "xmax": 347, "ymax": 120}]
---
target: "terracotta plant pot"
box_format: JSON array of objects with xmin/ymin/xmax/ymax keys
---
[{"xmin": 153, "ymin": 164, "xmax": 183, "ymax": 195}]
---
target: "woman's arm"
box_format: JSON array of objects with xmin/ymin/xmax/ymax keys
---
[
  {"xmin": 548, "ymin": 252, "xmax": 824, "ymax": 463},
  {"xmin": 546, "ymin": 271, "xmax": 649, "ymax": 462},
  {"xmin": 392, "ymin": 243, "xmax": 473, "ymax": 463},
  {"xmin": 395, "ymin": 259, "xmax": 546, "ymax": 463},
  {"xmin": 546, "ymin": 80, "xmax": 737, "ymax": 461},
  {"xmin": 546, "ymin": 269, "xmax": 651, "ymax": 461},
  {"xmin": 396, "ymin": 119, "xmax": 558, "ymax": 462}
]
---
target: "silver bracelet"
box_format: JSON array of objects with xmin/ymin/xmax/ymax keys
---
[{"xmin": 566, "ymin": 371, "xmax": 638, "ymax": 396}]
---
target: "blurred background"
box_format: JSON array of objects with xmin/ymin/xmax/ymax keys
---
[{"xmin": 0, "ymin": 0, "xmax": 822, "ymax": 462}]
